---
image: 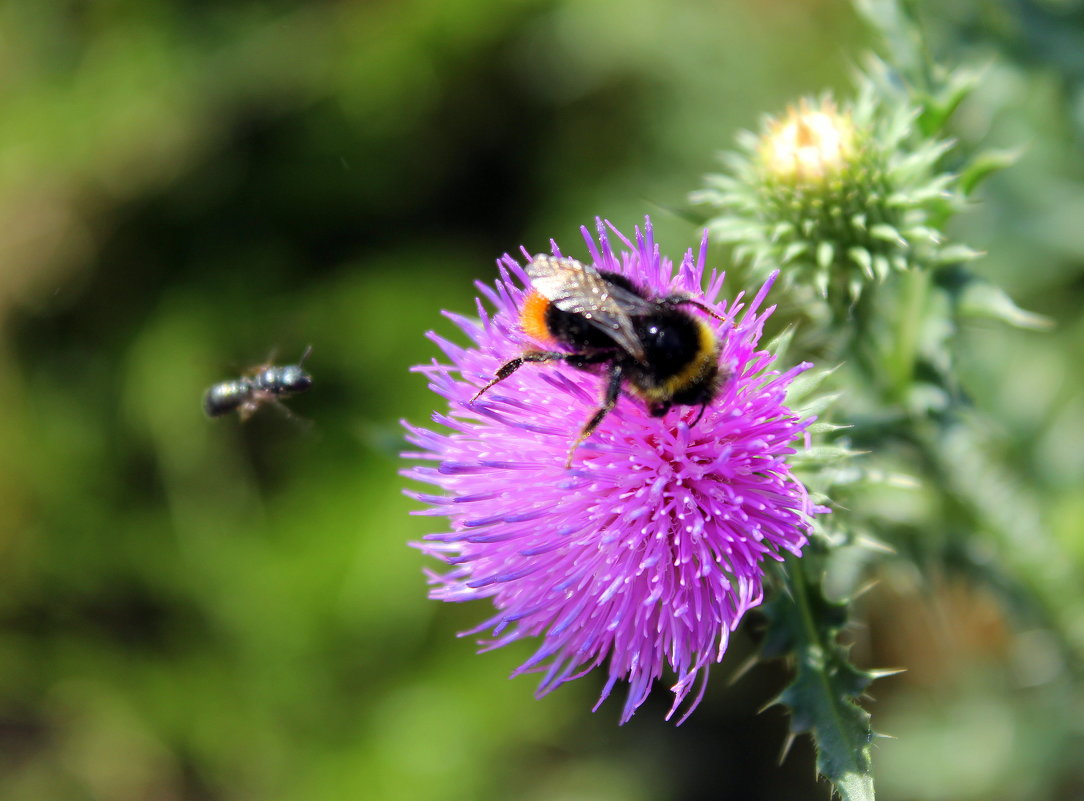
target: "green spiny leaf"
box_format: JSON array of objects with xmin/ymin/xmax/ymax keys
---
[
  {"xmin": 786, "ymin": 363, "xmax": 841, "ymax": 406},
  {"xmin": 958, "ymin": 280, "xmax": 1052, "ymax": 330},
  {"xmin": 807, "ymin": 419, "xmax": 851, "ymax": 435},
  {"xmin": 933, "ymin": 243, "xmax": 985, "ymax": 264},
  {"xmin": 797, "ymin": 392, "xmax": 845, "ymax": 420},
  {"xmin": 937, "ymin": 268, "xmax": 1053, "ymax": 330},
  {"xmin": 764, "ymin": 556, "xmax": 877, "ymax": 801},
  {"xmin": 918, "ymin": 66, "xmax": 981, "ymax": 136},
  {"xmin": 959, "ymin": 148, "xmax": 1021, "ymax": 197},
  {"xmin": 766, "ymin": 324, "xmax": 797, "ymax": 362}
]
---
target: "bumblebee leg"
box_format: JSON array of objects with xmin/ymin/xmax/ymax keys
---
[
  {"xmin": 270, "ymin": 398, "xmax": 314, "ymax": 430},
  {"xmin": 565, "ymin": 365, "xmax": 624, "ymax": 468},
  {"xmin": 690, "ymin": 403, "xmax": 707, "ymax": 426},
  {"xmin": 238, "ymin": 399, "xmax": 258, "ymax": 422},
  {"xmin": 470, "ymin": 350, "xmax": 570, "ymax": 403}
]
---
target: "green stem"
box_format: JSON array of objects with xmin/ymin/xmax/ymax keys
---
[
  {"xmin": 884, "ymin": 268, "xmax": 929, "ymax": 403},
  {"xmin": 788, "ymin": 553, "xmax": 820, "ymax": 652}
]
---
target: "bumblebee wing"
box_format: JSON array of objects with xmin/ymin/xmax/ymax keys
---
[{"xmin": 526, "ymin": 255, "xmax": 651, "ymax": 361}]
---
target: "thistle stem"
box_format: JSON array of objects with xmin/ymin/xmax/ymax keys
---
[{"xmin": 885, "ymin": 267, "xmax": 929, "ymax": 402}]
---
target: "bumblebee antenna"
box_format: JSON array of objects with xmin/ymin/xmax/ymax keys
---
[
  {"xmin": 680, "ymin": 298, "xmax": 727, "ymax": 324},
  {"xmin": 661, "ymin": 294, "xmax": 727, "ymax": 324}
]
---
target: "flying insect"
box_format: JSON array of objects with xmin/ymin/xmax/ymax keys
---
[
  {"xmin": 204, "ymin": 346, "xmax": 313, "ymax": 421},
  {"xmin": 471, "ymin": 256, "xmax": 727, "ymax": 465}
]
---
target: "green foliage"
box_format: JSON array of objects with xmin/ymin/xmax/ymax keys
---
[
  {"xmin": 0, "ymin": 1, "xmax": 870, "ymax": 799},
  {"xmin": 698, "ymin": 2, "xmax": 1084, "ymax": 799},
  {"xmin": 763, "ymin": 555, "xmax": 877, "ymax": 801},
  {"xmin": 1, "ymin": 0, "xmax": 1083, "ymax": 799}
]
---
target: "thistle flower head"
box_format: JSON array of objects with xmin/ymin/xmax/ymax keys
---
[
  {"xmin": 695, "ymin": 84, "xmax": 961, "ymax": 307},
  {"xmin": 403, "ymin": 218, "xmax": 825, "ymax": 723}
]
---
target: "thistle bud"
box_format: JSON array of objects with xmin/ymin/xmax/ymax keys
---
[{"xmin": 695, "ymin": 88, "xmax": 961, "ymax": 308}]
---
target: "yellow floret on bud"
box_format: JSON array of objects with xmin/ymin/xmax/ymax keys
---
[{"xmin": 760, "ymin": 99, "xmax": 857, "ymax": 183}]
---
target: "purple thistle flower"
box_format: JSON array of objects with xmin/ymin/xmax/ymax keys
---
[{"xmin": 403, "ymin": 217, "xmax": 823, "ymax": 724}]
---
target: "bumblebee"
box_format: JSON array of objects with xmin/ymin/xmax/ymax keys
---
[
  {"xmin": 204, "ymin": 346, "xmax": 313, "ymax": 421},
  {"xmin": 471, "ymin": 256, "xmax": 727, "ymax": 464}
]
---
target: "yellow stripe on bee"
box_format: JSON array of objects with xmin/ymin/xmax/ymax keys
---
[{"xmin": 635, "ymin": 319, "xmax": 719, "ymax": 402}]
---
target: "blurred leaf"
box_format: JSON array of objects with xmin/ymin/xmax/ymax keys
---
[
  {"xmin": 959, "ymin": 148, "xmax": 1022, "ymax": 197},
  {"xmin": 916, "ymin": 65, "xmax": 981, "ymax": 138},
  {"xmin": 851, "ymin": 0, "xmax": 926, "ymax": 87},
  {"xmin": 766, "ymin": 324, "xmax": 797, "ymax": 364},
  {"xmin": 938, "ymin": 269, "xmax": 1053, "ymax": 330},
  {"xmin": 790, "ymin": 445, "xmax": 864, "ymax": 466}
]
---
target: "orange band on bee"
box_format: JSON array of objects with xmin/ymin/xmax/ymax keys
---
[{"xmin": 519, "ymin": 291, "xmax": 555, "ymax": 345}]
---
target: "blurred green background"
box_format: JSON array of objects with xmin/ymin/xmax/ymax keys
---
[{"xmin": 1, "ymin": 1, "xmax": 1082, "ymax": 799}]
